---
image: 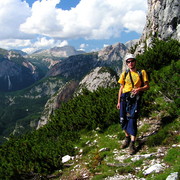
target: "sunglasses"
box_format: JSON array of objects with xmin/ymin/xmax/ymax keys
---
[{"xmin": 126, "ymin": 59, "xmax": 135, "ymax": 64}]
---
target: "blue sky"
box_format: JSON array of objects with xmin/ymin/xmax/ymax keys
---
[
  {"xmin": 27, "ymin": 0, "xmax": 80, "ymax": 9},
  {"xmin": 0, "ymin": 0, "xmax": 147, "ymax": 54}
]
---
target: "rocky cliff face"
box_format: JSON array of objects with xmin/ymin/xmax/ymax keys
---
[
  {"xmin": 37, "ymin": 81, "xmax": 79, "ymax": 129},
  {"xmin": 135, "ymin": 0, "xmax": 180, "ymax": 54},
  {"xmin": 76, "ymin": 67, "xmax": 118, "ymax": 95},
  {"xmin": 98, "ymin": 43, "xmax": 127, "ymax": 62}
]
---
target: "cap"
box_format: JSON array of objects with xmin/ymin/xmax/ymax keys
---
[{"xmin": 125, "ymin": 54, "xmax": 135, "ymax": 61}]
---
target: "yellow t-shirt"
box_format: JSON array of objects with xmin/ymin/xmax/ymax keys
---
[{"xmin": 118, "ymin": 70, "xmax": 149, "ymax": 93}]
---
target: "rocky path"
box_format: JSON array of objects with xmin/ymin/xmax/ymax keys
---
[{"xmin": 104, "ymin": 117, "xmax": 179, "ymax": 180}]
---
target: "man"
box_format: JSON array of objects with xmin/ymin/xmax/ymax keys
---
[{"xmin": 117, "ymin": 54, "xmax": 149, "ymax": 155}]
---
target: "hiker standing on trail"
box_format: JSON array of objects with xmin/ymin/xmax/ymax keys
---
[{"xmin": 117, "ymin": 54, "xmax": 150, "ymax": 155}]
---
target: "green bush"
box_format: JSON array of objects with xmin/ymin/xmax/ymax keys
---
[
  {"xmin": 50, "ymin": 87, "xmax": 119, "ymax": 132},
  {"xmin": 136, "ymin": 39, "xmax": 180, "ymax": 74},
  {"xmin": 134, "ymin": 39, "xmax": 180, "ymax": 118},
  {"xmin": 152, "ymin": 61, "xmax": 180, "ymax": 116},
  {"xmin": 139, "ymin": 60, "xmax": 180, "ymax": 118}
]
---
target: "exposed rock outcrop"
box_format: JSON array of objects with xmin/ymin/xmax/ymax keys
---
[
  {"xmin": 37, "ymin": 81, "xmax": 79, "ymax": 129},
  {"xmin": 98, "ymin": 43, "xmax": 127, "ymax": 62},
  {"xmin": 135, "ymin": 0, "xmax": 180, "ymax": 54},
  {"xmin": 76, "ymin": 67, "xmax": 118, "ymax": 95},
  {"xmin": 125, "ymin": 39, "xmax": 139, "ymax": 50}
]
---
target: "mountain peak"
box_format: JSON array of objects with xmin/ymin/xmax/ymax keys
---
[
  {"xmin": 98, "ymin": 42, "xmax": 127, "ymax": 61},
  {"xmin": 30, "ymin": 45, "xmax": 85, "ymax": 58}
]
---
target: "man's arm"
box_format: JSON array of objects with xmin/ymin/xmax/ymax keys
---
[{"xmin": 117, "ymin": 85, "xmax": 124, "ymax": 109}]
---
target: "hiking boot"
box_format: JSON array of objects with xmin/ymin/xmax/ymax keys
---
[
  {"xmin": 121, "ymin": 136, "xmax": 130, "ymax": 149},
  {"xmin": 129, "ymin": 141, "xmax": 136, "ymax": 155}
]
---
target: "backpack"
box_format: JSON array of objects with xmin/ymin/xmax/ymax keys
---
[{"xmin": 124, "ymin": 69, "xmax": 144, "ymax": 87}]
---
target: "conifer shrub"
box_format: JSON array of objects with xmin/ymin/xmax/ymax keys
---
[
  {"xmin": 152, "ymin": 61, "xmax": 180, "ymax": 116},
  {"xmin": 140, "ymin": 60, "xmax": 180, "ymax": 117},
  {"xmin": 136, "ymin": 39, "xmax": 180, "ymax": 74},
  {"xmin": 50, "ymin": 87, "xmax": 119, "ymax": 132},
  {"xmin": 136, "ymin": 39, "xmax": 180, "ymax": 117}
]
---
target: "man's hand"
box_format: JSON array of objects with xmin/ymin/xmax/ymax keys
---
[
  {"xmin": 117, "ymin": 103, "xmax": 120, "ymax": 109},
  {"xmin": 131, "ymin": 88, "xmax": 141, "ymax": 95}
]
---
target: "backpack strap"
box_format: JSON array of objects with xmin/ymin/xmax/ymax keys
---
[
  {"xmin": 124, "ymin": 69, "xmax": 144, "ymax": 87},
  {"xmin": 137, "ymin": 70, "xmax": 144, "ymax": 87},
  {"xmin": 129, "ymin": 70, "xmax": 134, "ymax": 88},
  {"xmin": 124, "ymin": 69, "xmax": 129, "ymax": 80}
]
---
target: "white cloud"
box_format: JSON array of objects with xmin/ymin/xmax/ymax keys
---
[
  {"xmin": 0, "ymin": 39, "xmax": 31, "ymax": 49},
  {"xmin": 57, "ymin": 40, "xmax": 69, "ymax": 47},
  {"xmin": 20, "ymin": 0, "xmax": 61, "ymax": 35},
  {"xmin": 80, "ymin": 43, "xmax": 88, "ymax": 49},
  {"xmin": 33, "ymin": 37, "xmax": 57, "ymax": 48},
  {"xmin": 22, "ymin": 47, "xmax": 37, "ymax": 54},
  {"xmin": 122, "ymin": 10, "xmax": 147, "ymax": 33},
  {"xmin": 103, "ymin": 44, "xmax": 109, "ymax": 48},
  {"xmin": 32, "ymin": 37, "xmax": 68, "ymax": 50},
  {"xmin": 79, "ymin": 43, "xmax": 89, "ymax": 51},
  {"xmin": 0, "ymin": 0, "xmax": 147, "ymax": 51},
  {"xmin": 20, "ymin": 0, "xmax": 147, "ymax": 39},
  {"xmin": 0, "ymin": 0, "xmax": 31, "ymax": 39},
  {"xmin": 0, "ymin": 36, "xmax": 68, "ymax": 53},
  {"xmin": 26, "ymin": 38, "xmax": 69, "ymax": 53}
]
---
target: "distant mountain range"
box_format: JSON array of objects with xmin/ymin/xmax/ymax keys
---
[{"xmin": 0, "ymin": 43, "xmax": 127, "ymax": 92}]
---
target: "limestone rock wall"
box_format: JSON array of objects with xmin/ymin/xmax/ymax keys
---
[{"xmin": 135, "ymin": 0, "xmax": 180, "ymax": 54}]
